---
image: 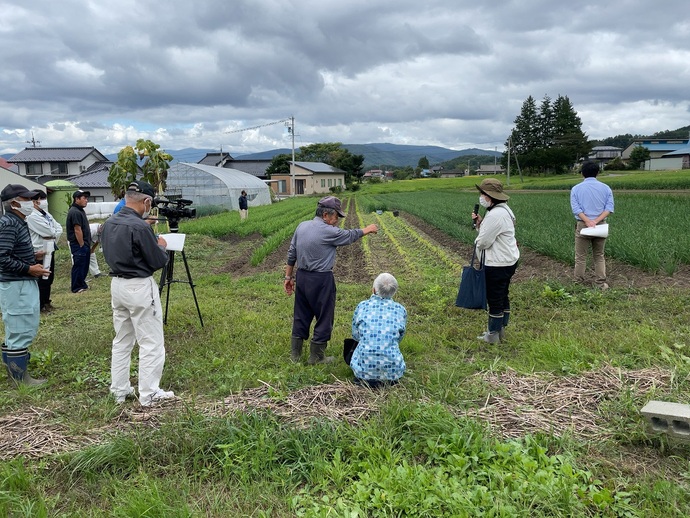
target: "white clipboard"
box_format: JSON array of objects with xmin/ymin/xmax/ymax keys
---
[{"xmin": 160, "ymin": 233, "xmax": 186, "ymax": 251}]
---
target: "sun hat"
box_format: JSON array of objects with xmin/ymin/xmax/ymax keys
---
[
  {"xmin": 476, "ymin": 178, "xmax": 509, "ymax": 201},
  {"xmin": 318, "ymin": 196, "xmax": 346, "ymax": 217}
]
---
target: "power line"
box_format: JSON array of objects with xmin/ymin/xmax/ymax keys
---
[{"xmin": 225, "ymin": 118, "xmax": 292, "ymax": 134}]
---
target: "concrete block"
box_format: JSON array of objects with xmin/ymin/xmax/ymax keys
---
[{"xmin": 640, "ymin": 400, "xmax": 690, "ymax": 441}]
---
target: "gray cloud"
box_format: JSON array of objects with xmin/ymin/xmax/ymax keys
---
[{"xmin": 1, "ymin": 0, "xmax": 689, "ymax": 155}]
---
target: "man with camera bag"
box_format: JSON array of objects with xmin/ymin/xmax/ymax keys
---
[{"xmin": 100, "ymin": 181, "xmax": 175, "ymax": 406}]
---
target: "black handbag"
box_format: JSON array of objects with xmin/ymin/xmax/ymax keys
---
[
  {"xmin": 343, "ymin": 338, "xmax": 359, "ymax": 366},
  {"xmin": 455, "ymin": 248, "xmax": 487, "ymax": 310}
]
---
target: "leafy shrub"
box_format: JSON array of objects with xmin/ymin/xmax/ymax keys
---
[
  {"xmin": 603, "ymin": 157, "xmax": 627, "ymax": 171},
  {"xmin": 329, "ymin": 185, "xmax": 343, "ymax": 194}
]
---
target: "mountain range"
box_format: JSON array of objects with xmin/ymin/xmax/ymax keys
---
[
  {"xmin": 135, "ymin": 143, "xmax": 500, "ymax": 168},
  {"xmin": 2, "ymin": 143, "xmax": 501, "ymax": 170}
]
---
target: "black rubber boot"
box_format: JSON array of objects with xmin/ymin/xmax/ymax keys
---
[
  {"xmin": 500, "ymin": 310, "xmax": 510, "ymax": 341},
  {"xmin": 308, "ymin": 341, "xmax": 334, "ymax": 365},
  {"xmin": 5, "ymin": 348, "xmax": 46, "ymax": 386},
  {"xmin": 290, "ymin": 336, "xmax": 304, "ymax": 363}
]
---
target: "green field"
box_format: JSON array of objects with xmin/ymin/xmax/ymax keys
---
[{"xmin": 1, "ymin": 176, "xmax": 690, "ymax": 516}]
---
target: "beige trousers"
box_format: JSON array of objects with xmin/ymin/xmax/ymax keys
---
[{"xmin": 574, "ymin": 221, "xmax": 607, "ymax": 286}]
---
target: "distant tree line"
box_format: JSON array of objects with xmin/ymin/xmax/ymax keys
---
[
  {"xmin": 593, "ymin": 125, "xmax": 690, "ymax": 150},
  {"xmin": 504, "ymin": 95, "xmax": 590, "ymax": 175},
  {"xmin": 266, "ymin": 143, "xmax": 365, "ymax": 184}
]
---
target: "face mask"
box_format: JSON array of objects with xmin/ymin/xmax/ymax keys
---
[
  {"xmin": 14, "ymin": 200, "xmax": 34, "ymax": 216},
  {"xmin": 38, "ymin": 200, "xmax": 49, "ymax": 211},
  {"xmin": 479, "ymin": 195, "xmax": 492, "ymax": 208}
]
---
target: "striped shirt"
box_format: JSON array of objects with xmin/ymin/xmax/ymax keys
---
[
  {"xmin": 287, "ymin": 217, "xmax": 364, "ymax": 272},
  {"xmin": 350, "ymin": 294, "xmax": 407, "ymax": 381},
  {"xmin": 0, "ymin": 212, "xmax": 35, "ymax": 281}
]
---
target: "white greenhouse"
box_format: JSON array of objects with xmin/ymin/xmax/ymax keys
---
[{"xmin": 165, "ymin": 163, "xmax": 273, "ymax": 210}]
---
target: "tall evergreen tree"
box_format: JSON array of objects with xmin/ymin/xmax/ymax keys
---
[
  {"xmin": 504, "ymin": 94, "xmax": 590, "ymax": 174},
  {"xmin": 551, "ymin": 95, "xmax": 590, "ymax": 173},
  {"xmin": 505, "ymin": 95, "xmax": 540, "ymax": 171}
]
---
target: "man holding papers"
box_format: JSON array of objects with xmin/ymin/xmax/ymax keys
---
[{"xmin": 101, "ymin": 180, "xmax": 175, "ymax": 407}]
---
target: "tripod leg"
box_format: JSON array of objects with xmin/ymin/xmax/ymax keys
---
[
  {"xmin": 181, "ymin": 250, "xmax": 204, "ymax": 327},
  {"xmin": 159, "ymin": 251, "xmax": 175, "ymax": 325},
  {"xmin": 164, "ymin": 251, "xmax": 175, "ymax": 325}
]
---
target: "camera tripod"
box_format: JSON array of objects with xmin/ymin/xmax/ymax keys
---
[{"xmin": 158, "ymin": 230, "xmax": 204, "ymax": 327}]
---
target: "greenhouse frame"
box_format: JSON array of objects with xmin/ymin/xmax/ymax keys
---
[{"xmin": 165, "ymin": 163, "xmax": 273, "ymax": 210}]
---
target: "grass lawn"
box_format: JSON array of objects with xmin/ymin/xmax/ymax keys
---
[{"xmin": 1, "ymin": 184, "xmax": 690, "ymax": 517}]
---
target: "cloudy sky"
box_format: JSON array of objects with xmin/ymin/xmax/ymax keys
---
[{"xmin": 1, "ymin": 0, "xmax": 689, "ymax": 158}]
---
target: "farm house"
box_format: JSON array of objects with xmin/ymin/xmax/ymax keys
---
[{"xmin": 165, "ymin": 163, "xmax": 273, "ymax": 211}]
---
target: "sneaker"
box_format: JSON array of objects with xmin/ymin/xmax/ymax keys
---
[
  {"xmin": 114, "ymin": 388, "xmax": 135, "ymax": 404},
  {"xmin": 141, "ymin": 389, "xmax": 175, "ymax": 407},
  {"xmin": 477, "ymin": 331, "xmax": 501, "ymax": 344}
]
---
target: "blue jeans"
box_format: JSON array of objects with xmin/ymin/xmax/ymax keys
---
[{"xmin": 70, "ymin": 242, "xmax": 90, "ymax": 292}]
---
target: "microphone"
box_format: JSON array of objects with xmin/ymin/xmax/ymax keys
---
[{"xmin": 472, "ymin": 204, "xmax": 480, "ymax": 229}]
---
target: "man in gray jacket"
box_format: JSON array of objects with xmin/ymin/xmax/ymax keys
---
[{"xmin": 284, "ymin": 196, "xmax": 378, "ymax": 364}]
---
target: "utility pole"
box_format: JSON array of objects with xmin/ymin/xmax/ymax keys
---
[
  {"xmin": 287, "ymin": 116, "xmax": 296, "ymax": 197},
  {"xmin": 494, "ymin": 146, "xmax": 497, "ymax": 175},
  {"xmin": 26, "ymin": 131, "xmax": 41, "ymax": 148},
  {"xmin": 507, "ymin": 138, "xmax": 511, "ymax": 186}
]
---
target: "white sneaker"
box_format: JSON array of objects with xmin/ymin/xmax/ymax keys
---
[
  {"xmin": 114, "ymin": 388, "xmax": 135, "ymax": 404},
  {"xmin": 141, "ymin": 389, "xmax": 175, "ymax": 407}
]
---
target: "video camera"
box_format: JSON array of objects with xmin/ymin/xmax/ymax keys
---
[{"xmin": 154, "ymin": 196, "xmax": 196, "ymax": 232}]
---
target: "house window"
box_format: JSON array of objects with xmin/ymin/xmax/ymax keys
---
[
  {"xmin": 27, "ymin": 163, "xmax": 42, "ymax": 176},
  {"xmin": 50, "ymin": 162, "xmax": 68, "ymax": 175},
  {"xmin": 338, "ymin": 179, "xmax": 342, "ymax": 186},
  {"xmin": 321, "ymin": 179, "xmax": 325, "ymax": 188},
  {"xmin": 278, "ymin": 180, "xmax": 287, "ymax": 193},
  {"xmin": 328, "ymin": 179, "xmax": 332, "ymax": 187}
]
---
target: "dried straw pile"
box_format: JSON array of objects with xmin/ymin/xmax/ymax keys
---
[
  {"xmin": 205, "ymin": 379, "xmax": 387, "ymax": 426},
  {"xmin": 0, "ymin": 407, "xmax": 100, "ymax": 460},
  {"xmin": 466, "ymin": 365, "xmax": 670, "ymax": 439},
  {"xmin": 0, "ymin": 366, "xmax": 672, "ymax": 460}
]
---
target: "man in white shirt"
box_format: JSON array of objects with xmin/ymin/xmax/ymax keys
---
[{"xmin": 26, "ymin": 190, "xmax": 63, "ymax": 312}]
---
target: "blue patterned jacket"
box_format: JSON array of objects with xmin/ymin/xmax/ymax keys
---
[{"xmin": 350, "ymin": 294, "xmax": 407, "ymax": 381}]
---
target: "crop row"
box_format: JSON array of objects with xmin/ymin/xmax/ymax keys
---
[
  {"xmin": 354, "ymin": 197, "xmax": 465, "ymax": 298},
  {"xmin": 366, "ymin": 190, "xmax": 690, "ymax": 273},
  {"xmin": 181, "ymin": 197, "xmax": 316, "ymax": 238}
]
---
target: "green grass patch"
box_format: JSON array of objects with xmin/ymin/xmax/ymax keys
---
[{"xmin": 2, "ymin": 186, "xmax": 690, "ymax": 516}]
